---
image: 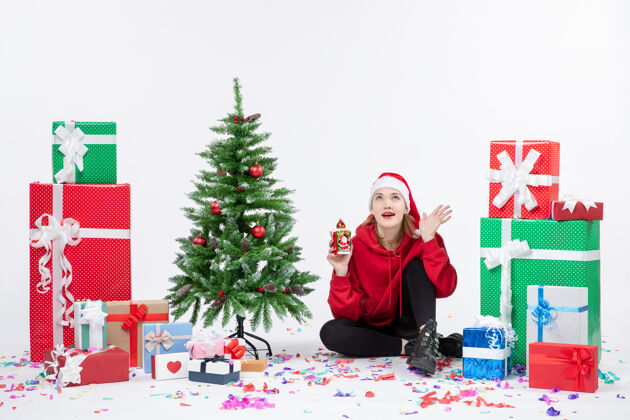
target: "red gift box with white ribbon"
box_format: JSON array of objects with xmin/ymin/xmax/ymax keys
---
[
  {"xmin": 488, "ymin": 140, "xmax": 560, "ymax": 219},
  {"xmin": 44, "ymin": 345, "xmax": 129, "ymax": 387},
  {"xmin": 29, "ymin": 183, "xmax": 131, "ymax": 361},
  {"xmin": 552, "ymin": 200, "xmax": 603, "ymax": 221},
  {"xmin": 529, "ymin": 342, "xmax": 598, "ymax": 393}
]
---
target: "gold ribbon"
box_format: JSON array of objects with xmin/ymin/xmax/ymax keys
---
[{"xmin": 144, "ymin": 330, "xmax": 174, "ymax": 352}]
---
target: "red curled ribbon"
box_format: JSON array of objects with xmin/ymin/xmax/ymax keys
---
[
  {"xmin": 224, "ymin": 338, "xmax": 246, "ymax": 359},
  {"xmin": 530, "ymin": 347, "xmax": 594, "ymax": 391},
  {"xmin": 121, "ymin": 304, "xmax": 148, "ymax": 331}
]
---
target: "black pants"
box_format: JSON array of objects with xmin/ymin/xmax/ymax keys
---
[{"xmin": 320, "ymin": 258, "xmax": 436, "ymax": 357}]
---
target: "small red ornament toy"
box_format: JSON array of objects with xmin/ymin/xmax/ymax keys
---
[
  {"xmin": 331, "ymin": 219, "xmax": 351, "ymax": 254},
  {"xmin": 252, "ymin": 223, "xmax": 266, "ymax": 239},
  {"xmin": 249, "ymin": 163, "xmax": 263, "ymax": 178},
  {"xmin": 210, "ymin": 201, "xmax": 221, "ymax": 214},
  {"xmin": 193, "ymin": 235, "xmax": 207, "ymax": 247}
]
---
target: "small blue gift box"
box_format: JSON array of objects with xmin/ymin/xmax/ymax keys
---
[
  {"xmin": 189, "ymin": 356, "xmax": 241, "ymax": 385},
  {"xmin": 143, "ymin": 322, "xmax": 193, "ymax": 373},
  {"xmin": 462, "ymin": 327, "xmax": 511, "ymax": 380}
]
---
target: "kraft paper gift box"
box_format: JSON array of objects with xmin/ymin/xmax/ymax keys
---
[
  {"xmin": 487, "ymin": 140, "xmax": 560, "ymax": 219},
  {"xmin": 552, "ymin": 200, "xmax": 604, "ymax": 221},
  {"xmin": 189, "ymin": 356, "xmax": 241, "ymax": 385},
  {"xmin": 529, "ymin": 342, "xmax": 598, "ymax": 393},
  {"xmin": 52, "ymin": 121, "xmax": 117, "ymax": 184},
  {"xmin": 462, "ymin": 327, "xmax": 511, "ymax": 380},
  {"xmin": 44, "ymin": 346, "xmax": 129, "ymax": 387},
  {"xmin": 73, "ymin": 300, "xmax": 108, "ymax": 350},
  {"xmin": 106, "ymin": 300, "xmax": 169, "ymax": 367},
  {"xmin": 143, "ymin": 322, "xmax": 193, "ymax": 373},
  {"xmin": 29, "ymin": 183, "xmax": 131, "ymax": 362},
  {"xmin": 526, "ymin": 285, "xmax": 588, "ymax": 364},
  {"xmin": 240, "ymin": 359, "xmax": 268, "ymax": 378},
  {"xmin": 479, "ymin": 217, "xmax": 600, "ymax": 366},
  {"xmin": 151, "ymin": 352, "xmax": 189, "ymax": 380}
]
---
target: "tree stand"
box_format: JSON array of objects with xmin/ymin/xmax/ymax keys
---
[{"xmin": 227, "ymin": 315, "xmax": 273, "ymax": 359}]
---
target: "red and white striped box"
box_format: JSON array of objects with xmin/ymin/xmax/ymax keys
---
[
  {"xmin": 29, "ymin": 183, "xmax": 131, "ymax": 361},
  {"xmin": 488, "ymin": 140, "xmax": 560, "ymax": 219}
]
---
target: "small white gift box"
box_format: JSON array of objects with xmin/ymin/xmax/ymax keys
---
[
  {"xmin": 526, "ymin": 285, "xmax": 588, "ymax": 364},
  {"xmin": 151, "ymin": 352, "xmax": 189, "ymax": 380},
  {"xmin": 188, "ymin": 356, "xmax": 241, "ymax": 385}
]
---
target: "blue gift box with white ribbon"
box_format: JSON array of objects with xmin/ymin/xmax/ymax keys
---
[
  {"xmin": 143, "ymin": 322, "xmax": 193, "ymax": 373},
  {"xmin": 462, "ymin": 327, "xmax": 511, "ymax": 380},
  {"xmin": 526, "ymin": 285, "xmax": 588, "ymax": 364}
]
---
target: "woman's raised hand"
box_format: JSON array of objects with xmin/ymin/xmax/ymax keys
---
[
  {"xmin": 327, "ymin": 239, "xmax": 352, "ymax": 276},
  {"xmin": 419, "ymin": 205, "xmax": 452, "ymax": 242}
]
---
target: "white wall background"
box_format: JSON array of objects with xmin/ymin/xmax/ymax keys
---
[{"xmin": 1, "ymin": 0, "xmax": 628, "ymax": 354}]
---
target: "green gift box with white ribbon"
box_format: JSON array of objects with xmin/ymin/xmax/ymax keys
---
[
  {"xmin": 479, "ymin": 217, "xmax": 600, "ymax": 366},
  {"xmin": 52, "ymin": 121, "xmax": 117, "ymax": 184}
]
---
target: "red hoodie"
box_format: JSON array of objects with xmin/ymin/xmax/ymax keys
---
[{"xmin": 327, "ymin": 222, "xmax": 457, "ymax": 327}]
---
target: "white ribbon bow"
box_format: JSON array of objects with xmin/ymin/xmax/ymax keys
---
[
  {"xmin": 472, "ymin": 315, "xmax": 517, "ymax": 349},
  {"xmin": 144, "ymin": 330, "xmax": 174, "ymax": 352},
  {"xmin": 45, "ymin": 345, "xmax": 87, "ymax": 387},
  {"xmin": 488, "ymin": 149, "xmax": 552, "ymax": 212},
  {"xmin": 80, "ymin": 301, "xmax": 107, "ymax": 348},
  {"xmin": 54, "ymin": 124, "xmax": 88, "ymax": 184},
  {"xmin": 29, "ymin": 214, "xmax": 81, "ymax": 326},
  {"xmin": 483, "ymin": 239, "xmax": 531, "ymax": 328},
  {"xmin": 561, "ymin": 194, "xmax": 598, "ymax": 213}
]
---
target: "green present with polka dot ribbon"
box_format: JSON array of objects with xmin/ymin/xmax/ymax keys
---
[
  {"xmin": 52, "ymin": 121, "xmax": 117, "ymax": 184},
  {"xmin": 479, "ymin": 217, "xmax": 600, "ymax": 366}
]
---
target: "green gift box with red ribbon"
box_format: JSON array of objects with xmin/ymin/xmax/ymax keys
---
[{"xmin": 106, "ymin": 300, "xmax": 169, "ymax": 367}]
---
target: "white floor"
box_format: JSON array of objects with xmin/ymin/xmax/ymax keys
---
[{"xmin": 1, "ymin": 327, "xmax": 627, "ymax": 420}]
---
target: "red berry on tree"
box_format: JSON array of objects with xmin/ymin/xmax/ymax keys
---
[
  {"xmin": 257, "ymin": 287, "xmax": 264, "ymax": 293},
  {"xmin": 219, "ymin": 290, "xmax": 224, "ymax": 296}
]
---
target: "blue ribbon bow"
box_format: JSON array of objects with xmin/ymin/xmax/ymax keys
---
[{"xmin": 531, "ymin": 298, "xmax": 558, "ymax": 328}]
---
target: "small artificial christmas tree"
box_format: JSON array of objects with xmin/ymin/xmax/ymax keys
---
[{"xmin": 167, "ymin": 78, "xmax": 317, "ymax": 335}]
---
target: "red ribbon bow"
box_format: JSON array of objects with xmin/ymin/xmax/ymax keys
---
[
  {"xmin": 533, "ymin": 347, "xmax": 594, "ymax": 391},
  {"xmin": 224, "ymin": 338, "xmax": 246, "ymax": 359},
  {"xmin": 561, "ymin": 348, "xmax": 593, "ymax": 388},
  {"xmin": 121, "ymin": 304, "xmax": 148, "ymax": 331}
]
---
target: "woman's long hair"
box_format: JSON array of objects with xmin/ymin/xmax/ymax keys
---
[{"xmin": 360, "ymin": 213, "xmax": 418, "ymax": 248}]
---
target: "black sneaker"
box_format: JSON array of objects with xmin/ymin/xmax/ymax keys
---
[
  {"xmin": 438, "ymin": 332, "xmax": 463, "ymax": 358},
  {"xmin": 405, "ymin": 319, "xmax": 438, "ymax": 376}
]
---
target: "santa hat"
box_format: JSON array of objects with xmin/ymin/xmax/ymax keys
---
[{"xmin": 368, "ymin": 172, "xmax": 420, "ymax": 229}]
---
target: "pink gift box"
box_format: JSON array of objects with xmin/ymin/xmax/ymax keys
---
[{"xmin": 185, "ymin": 335, "xmax": 225, "ymax": 359}]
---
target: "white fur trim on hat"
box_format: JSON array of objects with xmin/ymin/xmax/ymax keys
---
[{"xmin": 368, "ymin": 176, "xmax": 411, "ymax": 210}]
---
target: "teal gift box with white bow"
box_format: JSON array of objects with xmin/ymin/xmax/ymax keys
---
[
  {"xmin": 143, "ymin": 322, "xmax": 193, "ymax": 373},
  {"xmin": 52, "ymin": 121, "xmax": 117, "ymax": 184},
  {"xmin": 73, "ymin": 300, "xmax": 108, "ymax": 350},
  {"xmin": 526, "ymin": 285, "xmax": 588, "ymax": 364}
]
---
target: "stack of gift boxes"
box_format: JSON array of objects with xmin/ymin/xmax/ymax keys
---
[
  {"xmin": 461, "ymin": 140, "xmax": 602, "ymax": 393},
  {"xmin": 30, "ymin": 121, "xmax": 266, "ymax": 387}
]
